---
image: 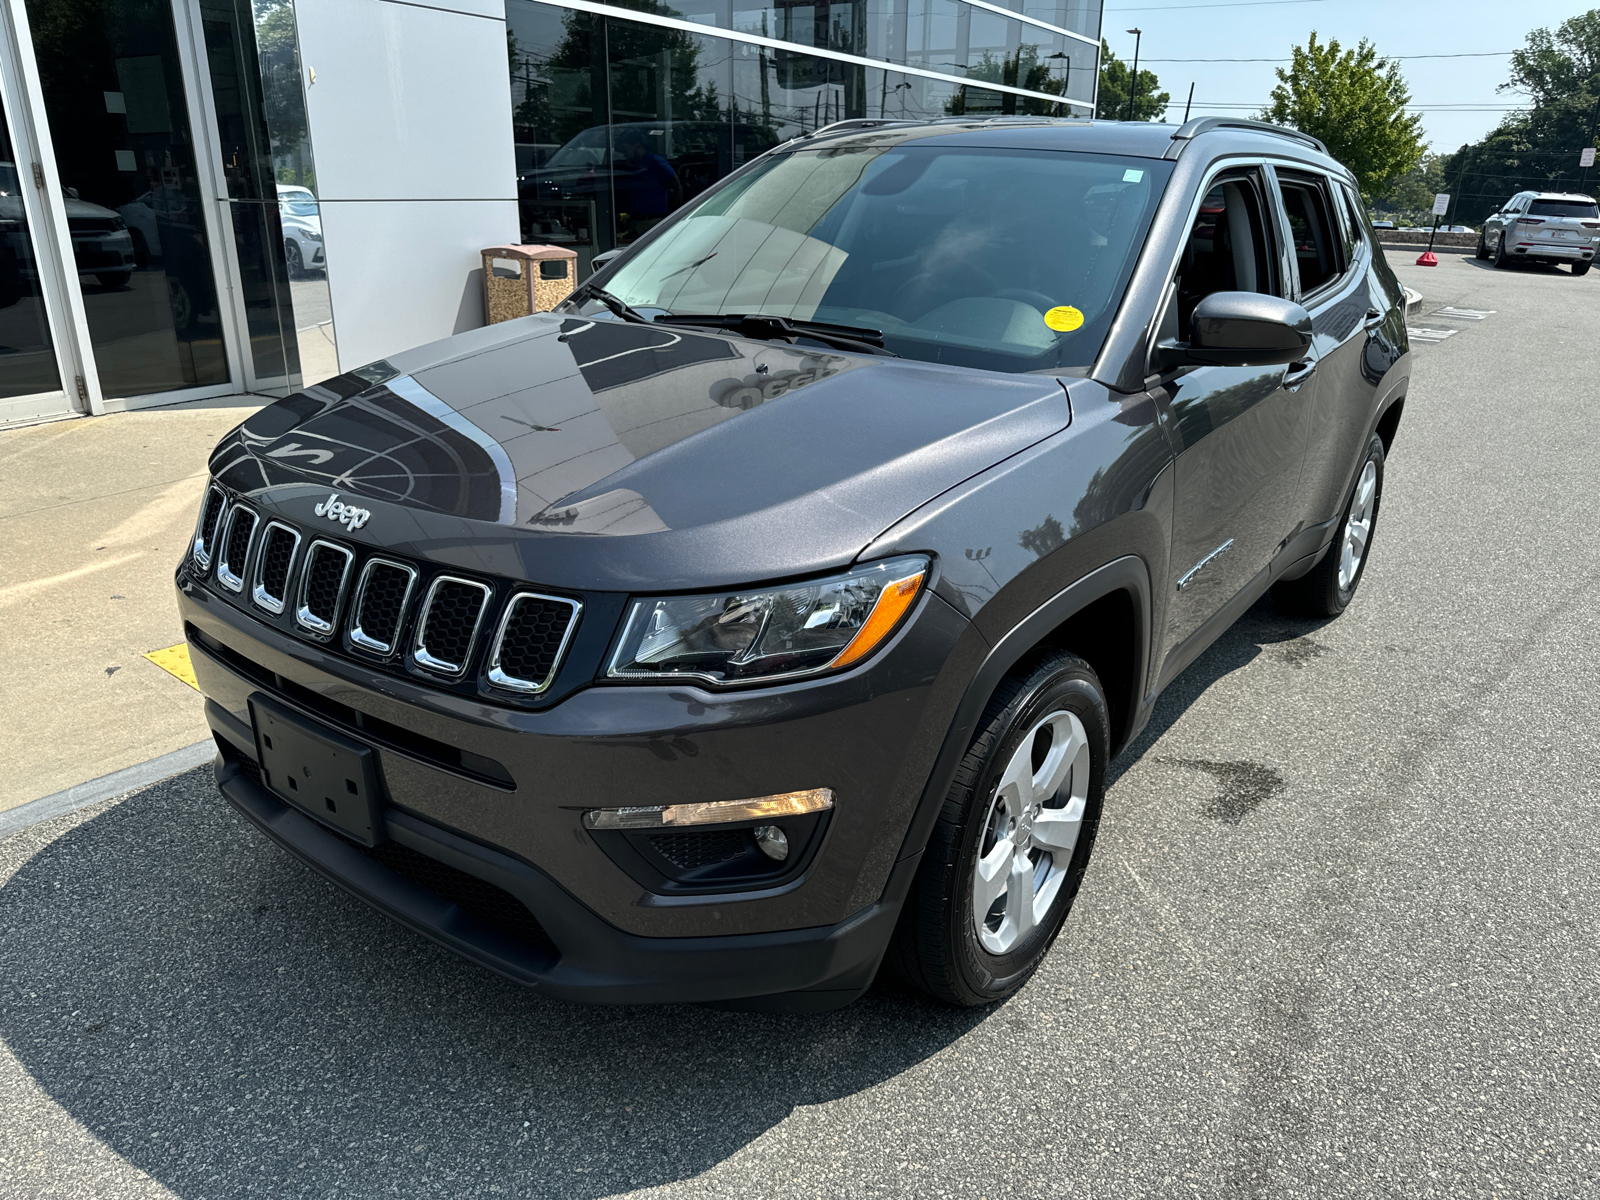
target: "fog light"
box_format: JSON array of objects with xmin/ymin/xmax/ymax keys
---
[
  {"xmin": 583, "ymin": 788, "xmax": 834, "ymax": 830},
  {"xmin": 753, "ymin": 825, "xmax": 789, "ymax": 861}
]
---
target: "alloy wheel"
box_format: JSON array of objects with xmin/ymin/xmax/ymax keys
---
[
  {"xmin": 971, "ymin": 708, "xmax": 1090, "ymax": 955},
  {"xmin": 1339, "ymin": 459, "xmax": 1378, "ymax": 592}
]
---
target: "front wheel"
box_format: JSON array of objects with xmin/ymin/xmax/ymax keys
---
[
  {"xmin": 284, "ymin": 239, "xmax": 304, "ymax": 279},
  {"xmin": 95, "ymin": 271, "xmax": 131, "ymax": 289},
  {"xmin": 1493, "ymin": 232, "xmax": 1509, "ymax": 268},
  {"xmin": 890, "ymin": 651, "xmax": 1109, "ymax": 1007},
  {"xmin": 1273, "ymin": 433, "xmax": 1385, "ymax": 618}
]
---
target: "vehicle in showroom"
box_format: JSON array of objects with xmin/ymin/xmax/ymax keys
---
[
  {"xmin": 179, "ymin": 116, "xmax": 1409, "ymax": 1010},
  {"xmin": 1478, "ymin": 191, "xmax": 1599, "ymax": 274}
]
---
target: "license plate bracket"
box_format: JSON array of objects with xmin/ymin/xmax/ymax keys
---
[{"xmin": 249, "ymin": 693, "xmax": 387, "ymax": 846}]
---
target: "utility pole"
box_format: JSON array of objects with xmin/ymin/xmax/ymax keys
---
[{"xmin": 1125, "ymin": 28, "xmax": 1142, "ymax": 121}]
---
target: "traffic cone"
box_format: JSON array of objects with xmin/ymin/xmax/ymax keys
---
[{"xmin": 1416, "ymin": 251, "xmax": 1438, "ymax": 266}]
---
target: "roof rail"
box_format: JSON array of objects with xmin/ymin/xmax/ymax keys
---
[
  {"xmin": 802, "ymin": 118, "xmax": 914, "ymax": 138},
  {"xmin": 1165, "ymin": 117, "xmax": 1328, "ymax": 158}
]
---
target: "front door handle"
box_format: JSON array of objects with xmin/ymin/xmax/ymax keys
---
[{"xmin": 1282, "ymin": 359, "xmax": 1317, "ymax": 390}]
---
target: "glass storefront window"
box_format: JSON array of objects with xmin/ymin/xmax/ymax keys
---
[
  {"xmin": 0, "ymin": 93, "xmax": 63, "ymax": 400},
  {"xmin": 26, "ymin": 0, "xmax": 230, "ymax": 398}
]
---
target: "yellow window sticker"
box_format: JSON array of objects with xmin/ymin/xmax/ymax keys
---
[{"xmin": 1044, "ymin": 305, "xmax": 1085, "ymax": 333}]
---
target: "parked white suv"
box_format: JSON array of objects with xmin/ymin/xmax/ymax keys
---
[{"xmin": 1478, "ymin": 192, "xmax": 1599, "ymax": 275}]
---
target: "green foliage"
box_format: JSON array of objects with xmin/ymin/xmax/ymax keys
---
[
  {"xmin": 1257, "ymin": 33, "xmax": 1425, "ymax": 199},
  {"xmin": 253, "ymin": 0, "xmax": 315, "ymax": 190},
  {"xmin": 1371, "ymin": 153, "xmax": 1448, "ymax": 223},
  {"xmin": 1096, "ymin": 41, "xmax": 1168, "ymax": 121},
  {"xmin": 949, "ymin": 46, "xmax": 1073, "ymax": 116},
  {"xmin": 1444, "ymin": 10, "xmax": 1600, "ymax": 223}
]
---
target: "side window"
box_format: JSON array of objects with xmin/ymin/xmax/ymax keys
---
[
  {"xmin": 1169, "ymin": 173, "xmax": 1277, "ymax": 341},
  {"xmin": 1277, "ymin": 174, "xmax": 1341, "ymax": 295},
  {"xmin": 1336, "ymin": 184, "xmax": 1366, "ymax": 260}
]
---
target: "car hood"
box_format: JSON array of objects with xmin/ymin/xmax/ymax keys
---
[{"xmin": 212, "ymin": 314, "xmax": 1071, "ymax": 592}]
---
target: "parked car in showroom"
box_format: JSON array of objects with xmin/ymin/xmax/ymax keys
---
[
  {"xmin": 1478, "ymin": 191, "xmax": 1599, "ymax": 274},
  {"xmin": 277, "ymin": 184, "xmax": 325, "ymax": 277},
  {"xmin": 178, "ymin": 116, "xmax": 1409, "ymax": 1011}
]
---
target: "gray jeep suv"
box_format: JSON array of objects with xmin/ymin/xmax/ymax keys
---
[{"xmin": 178, "ymin": 116, "xmax": 1410, "ymax": 1010}]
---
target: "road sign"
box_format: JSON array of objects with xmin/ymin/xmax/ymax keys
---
[
  {"xmin": 1582, "ymin": 148, "xmax": 1597, "ymax": 168},
  {"xmin": 1431, "ymin": 193, "xmax": 1451, "ymax": 216}
]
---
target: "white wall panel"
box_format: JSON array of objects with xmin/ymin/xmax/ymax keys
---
[
  {"xmin": 296, "ymin": 0, "xmax": 515, "ymax": 202},
  {"xmin": 321, "ymin": 199, "xmax": 519, "ymax": 370}
]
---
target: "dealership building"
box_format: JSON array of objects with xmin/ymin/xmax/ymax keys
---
[{"xmin": 0, "ymin": 0, "xmax": 1104, "ymax": 426}]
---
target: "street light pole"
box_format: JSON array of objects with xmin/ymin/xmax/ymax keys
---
[{"xmin": 1125, "ymin": 28, "xmax": 1142, "ymax": 122}]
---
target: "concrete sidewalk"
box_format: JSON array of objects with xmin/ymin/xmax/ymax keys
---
[{"xmin": 0, "ymin": 397, "xmax": 262, "ymax": 812}]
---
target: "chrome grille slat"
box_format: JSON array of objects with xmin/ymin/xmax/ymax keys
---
[
  {"xmin": 214, "ymin": 505, "xmax": 258, "ymax": 593},
  {"xmin": 413, "ymin": 576, "xmax": 492, "ymax": 676},
  {"xmin": 486, "ymin": 593, "xmax": 583, "ymax": 694},
  {"xmin": 295, "ymin": 540, "xmax": 354, "ymax": 635},
  {"xmin": 191, "ymin": 483, "xmax": 228, "ymax": 570},
  {"xmin": 251, "ymin": 522, "xmax": 302, "ymax": 615},
  {"xmin": 349, "ymin": 559, "xmax": 417, "ymax": 655}
]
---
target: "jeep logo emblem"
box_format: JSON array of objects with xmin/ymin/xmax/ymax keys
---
[{"xmin": 314, "ymin": 492, "xmax": 371, "ymax": 532}]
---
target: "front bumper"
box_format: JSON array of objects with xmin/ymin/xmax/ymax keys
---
[
  {"xmin": 214, "ymin": 750, "xmax": 916, "ymax": 1007},
  {"xmin": 180, "ymin": 562, "xmax": 978, "ymax": 1003}
]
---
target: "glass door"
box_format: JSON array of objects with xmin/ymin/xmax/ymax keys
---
[{"xmin": 23, "ymin": 0, "xmax": 233, "ymax": 401}]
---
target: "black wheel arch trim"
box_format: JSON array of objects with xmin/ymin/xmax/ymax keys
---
[{"xmin": 892, "ymin": 555, "xmax": 1151, "ymax": 870}]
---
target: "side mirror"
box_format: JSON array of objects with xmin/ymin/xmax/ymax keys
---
[{"xmin": 1153, "ymin": 291, "xmax": 1313, "ymax": 370}]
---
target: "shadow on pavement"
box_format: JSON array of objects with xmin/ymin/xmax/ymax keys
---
[
  {"xmin": 1107, "ymin": 594, "xmax": 1331, "ymax": 789},
  {"xmin": 0, "ymin": 776, "xmax": 984, "ymax": 1197}
]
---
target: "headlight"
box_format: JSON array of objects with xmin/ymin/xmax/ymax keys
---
[
  {"xmin": 606, "ymin": 555, "xmax": 929, "ymax": 686},
  {"xmin": 302, "ymin": 229, "xmax": 323, "ymax": 242}
]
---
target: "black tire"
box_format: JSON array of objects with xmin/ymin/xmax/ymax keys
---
[
  {"xmin": 1475, "ymin": 230, "xmax": 1489, "ymax": 260},
  {"xmin": 1492, "ymin": 232, "xmax": 1509, "ymax": 268},
  {"xmin": 1574, "ymin": 261, "xmax": 1591, "ymax": 277},
  {"xmin": 890, "ymin": 651, "xmax": 1109, "ymax": 1007},
  {"xmin": 95, "ymin": 271, "xmax": 131, "ymax": 289},
  {"xmin": 284, "ymin": 239, "xmax": 304, "ymax": 279},
  {"xmin": 1272, "ymin": 433, "xmax": 1386, "ymax": 618}
]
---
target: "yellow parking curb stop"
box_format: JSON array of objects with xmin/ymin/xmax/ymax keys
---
[{"xmin": 144, "ymin": 643, "xmax": 199, "ymax": 690}]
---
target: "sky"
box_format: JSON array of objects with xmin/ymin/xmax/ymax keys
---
[{"xmin": 1097, "ymin": 0, "xmax": 1595, "ymax": 155}]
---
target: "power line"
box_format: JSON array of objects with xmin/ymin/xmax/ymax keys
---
[{"xmin": 1143, "ymin": 51, "xmax": 1515, "ymax": 63}]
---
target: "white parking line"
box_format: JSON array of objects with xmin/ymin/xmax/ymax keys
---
[
  {"xmin": 1408, "ymin": 327, "xmax": 1460, "ymax": 343},
  {"xmin": 1431, "ymin": 307, "xmax": 1496, "ymax": 320}
]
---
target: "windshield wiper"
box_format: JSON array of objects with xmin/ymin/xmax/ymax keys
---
[
  {"xmin": 563, "ymin": 279, "xmax": 651, "ymax": 324},
  {"xmin": 653, "ymin": 313, "xmax": 896, "ymax": 356}
]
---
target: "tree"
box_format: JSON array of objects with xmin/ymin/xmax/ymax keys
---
[
  {"xmin": 1096, "ymin": 41, "xmax": 1168, "ymax": 121},
  {"xmin": 1443, "ymin": 10, "xmax": 1600, "ymax": 223},
  {"xmin": 1371, "ymin": 152, "xmax": 1448, "ymax": 222},
  {"xmin": 1257, "ymin": 33, "xmax": 1424, "ymax": 199}
]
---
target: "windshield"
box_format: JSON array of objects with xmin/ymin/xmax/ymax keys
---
[
  {"xmin": 1528, "ymin": 199, "xmax": 1598, "ymax": 219},
  {"xmin": 545, "ymin": 128, "xmax": 616, "ymax": 170},
  {"xmin": 278, "ymin": 190, "xmax": 318, "ymax": 216},
  {"xmin": 602, "ymin": 146, "xmax": 1173, "ymax": 374}
]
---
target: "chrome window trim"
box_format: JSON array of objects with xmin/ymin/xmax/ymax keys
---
[
  {"xmin": 191, "ymin": 483, "xmax": 228, "ymax": 570},
  {"xmin": 294, "ymin": 540, "xmax": 354, "ymax": 637},
  {"xmin": 214, "ymin": 504, "xmax": 258, "ymax": 593},
  {"xmin": 250, "ymin": 521, "xmax": 303, "ymax": 615},
  {"xmin": 412, "ymin": 575, "xmax": 493, "ymax": 676},
  {"xmin": 486, "ymin": 592, "xmax": 584, "ymax": 694},
  {"xmin": 348, "ymin": 558, "xmax": 418, "ymax": 655}
]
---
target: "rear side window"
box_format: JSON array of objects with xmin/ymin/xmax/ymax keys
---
[
  {"xmin": 1171, "ymin": 174, "xmax": 1278, "ymax": 340},
  {"xmin": 1335, "ymin": 184, "xmax": 1366, "ymax": 258},
  {"xmin": 1277, "ymin": 174, "xmax": 1341, "ymax": 294},
  {"xmin": 1528, "ymin": 199, "xmax": 1599, "ymax": 219}
]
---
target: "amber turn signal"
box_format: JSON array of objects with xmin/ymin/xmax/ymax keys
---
[{"xmin": 828, "ymin": 568, "xmax": 927, "ymax": 669}]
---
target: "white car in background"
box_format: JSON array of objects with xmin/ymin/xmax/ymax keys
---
[{"xmin": 276, "ymin": 184, "xmax": 325, "ymax": 277}]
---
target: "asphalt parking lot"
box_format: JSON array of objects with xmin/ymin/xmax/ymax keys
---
[{"xmin": 2, "ymin": 251, "xmax": 1597, "ymax": 1199}]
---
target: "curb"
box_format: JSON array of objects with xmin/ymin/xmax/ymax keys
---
[
  {"xmin": 1404, "ymin": 287, "xmax": 1422, "ymax": 319},
  {"xmin": 0, "ymin": 740, "xmax": 216, "ymax": 841}
]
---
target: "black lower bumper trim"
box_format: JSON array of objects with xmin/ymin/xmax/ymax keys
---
[{"xmin": 215, "ymin": 755, "xmax": 913, "ymax": 1008}]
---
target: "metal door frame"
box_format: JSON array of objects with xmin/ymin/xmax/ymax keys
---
[{"xmin": 0, "ymin": 0, "xmax": 97, "ymax": 423}]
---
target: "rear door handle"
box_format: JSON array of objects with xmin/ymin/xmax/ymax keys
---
[
  {"xmin": 1364, "ymin": 307, "xmax": 1384, "ymax": 329},
  {"xmin": 1283, "ymin": 360, "xmax": 1317, "ymax": 390}
]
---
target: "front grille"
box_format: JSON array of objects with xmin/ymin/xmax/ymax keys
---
[
  {"xmin": 215, "ymin": 506, "xmax": 258, "ymax": 592},
  {"xmin": 413, "ymin": 576, "xmax": 490, "ymax": 675},
  {"xmin": 488, "ymin": 593, "xmax": 582, "ymax": 693},
  {"xmin": 252, "ymin": 523, "xmax": 300, "ymax": 614},
  {"xmin": 350, "ymin": 560, "xmax": 416, "ymax": 654},
  {"xmin": 650, "ymin": 829, "xmax": 749, "ymax": 872},
  {"xmin": 296, "ymin": 540, "xmax": 352, "ymax": 634},
  {"xmin": 192, "ymin": 484, "xmax": 227, "ymax": 569}
]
